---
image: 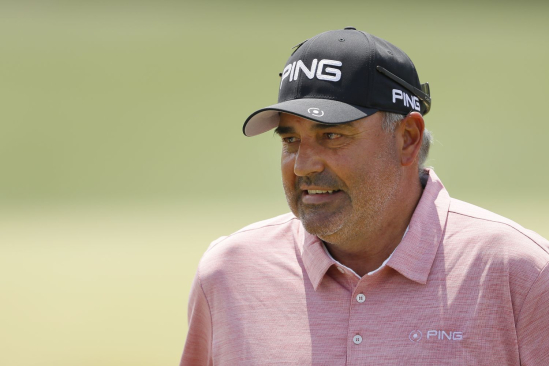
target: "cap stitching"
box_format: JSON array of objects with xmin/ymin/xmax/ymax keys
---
[
  {"xmin": 302, "ymin": 94, "xmax": 337, "ymax": 100},
  {"xmin": 401, "ymin": 46, "xmax": 418, "ymax": 74},
  {"xmin": 295, "ymin": 33, "xmax": 322, "ymax": 100},
  {"xmin": 359, "ymin": 31, "xmax": 375, "ymax": 108},
  {"xmin": 360, "ymin": 31, "xmax": 374, "ymax": 106},
  {"xmin": 391, "ymin": 41, "xmax": 420, "ymax": 86}
]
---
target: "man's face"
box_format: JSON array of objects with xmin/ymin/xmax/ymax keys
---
[{"xmin": 276, "ymin": 112, "xmax": 403, "ymax": 241}]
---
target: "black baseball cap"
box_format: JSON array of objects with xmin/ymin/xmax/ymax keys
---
[{"xmin": 242, "ymin": 27, "xmax": 431, "ymax": 137}]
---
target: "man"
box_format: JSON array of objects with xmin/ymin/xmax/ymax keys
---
[{"xmin": 181, "ymin": 27, "xmax": 549, "ymax": 365}]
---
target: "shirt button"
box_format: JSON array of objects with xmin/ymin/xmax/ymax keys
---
[
  {"xmin": 337, "ymin": 267, "xmax": 345, "ymax": 273},
  {"xmin": 356, "ymin": 293, "xmax": 366, "ymax": 303},
  {"xmin": 353, "ymin": 334, "xmax": 363, "ymax": 345}
]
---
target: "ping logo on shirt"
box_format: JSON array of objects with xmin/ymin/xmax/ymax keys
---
[
  {"xmin": 280, "ymin": 59, "xmax": 342, "ymax": 89},
  {"xmin": 392, "ymin": 89, "xmax": 421, "ymax": 112},
  {"xmin": 427, "ymin": 330, "xmax": 463, "ymax": 341},
  {"xmin": 409, "ymin": 329, "xmax": 463, "ymax": 342}
]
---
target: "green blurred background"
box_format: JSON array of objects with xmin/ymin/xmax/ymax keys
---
[{"xmin": 1, "ymin": 0, "xmax": 548, "ymax": 365}]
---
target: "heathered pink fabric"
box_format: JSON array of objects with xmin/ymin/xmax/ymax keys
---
[{"xmin": 180, "ymin": 170, "xmax": 549, "ymax": 365}]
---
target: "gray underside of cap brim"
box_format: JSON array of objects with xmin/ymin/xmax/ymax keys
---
[{"xmin": 243, "ymin": 98, "xmax": 379, "ymax": 136}]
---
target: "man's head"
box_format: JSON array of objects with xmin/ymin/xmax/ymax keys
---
[
  {"xmin": 242, "ymin": 27, "xmax": 432, "ymax": 242},
  {"xmin": 275, "ymin": 111, "xmax": 425, "ymax": 242}
]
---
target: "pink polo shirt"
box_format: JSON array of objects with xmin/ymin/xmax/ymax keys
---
[{"xmin": 180, "ymin": 170, "xmax": 549, "ymax": 365}]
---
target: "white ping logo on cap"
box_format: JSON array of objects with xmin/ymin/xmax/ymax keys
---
[
  {"xmin": 307, "ymin": 108, "xmax": 324, "ymax": 117},
  {"xmin": 280, "ymin": 59, "xmax": 342, "ymax": 89},
  {"xmin": 392, "ymin": 89, "xmax": 421, "ymax": 112}
]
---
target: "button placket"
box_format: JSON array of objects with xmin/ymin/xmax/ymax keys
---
[{"xmin": 348, "ymin": 281, "xmax": 368, "ymax": 357}]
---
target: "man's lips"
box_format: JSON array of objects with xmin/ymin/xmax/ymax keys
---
[
  {"xmin": 301, "ymin": 188, "xmax": 343, "ymax": 204},
  {"xmin": 305, "ymin": 189, "xmax": 340, "ymax": 194}
]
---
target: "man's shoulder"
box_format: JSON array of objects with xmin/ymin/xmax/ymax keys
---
[
  {"xmin": 196, "ymin": 212, "xmax": 301, "ymax": 277},
  {"xmin": 447, "ymin": 198, "xmax": 549, "ymax": 263},
  {"xmin": 445, "ymin": 198, "xmax": 549, "ymax": 320},
  {"xmin": 206, "ymin": 212, "xmax": 299, "ymax": 250}
]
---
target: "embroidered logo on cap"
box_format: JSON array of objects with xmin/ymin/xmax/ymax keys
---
[
  {"xmin": 392, "ymin": 89, "xmax": 421, "ymax": 112},
  {"xmin": 307, "ymin": 108, "xmax": 324, "ymax": 117},
  {"xmin": 280, "ymin": 59, "xmax": 342, "ymax": 89}
]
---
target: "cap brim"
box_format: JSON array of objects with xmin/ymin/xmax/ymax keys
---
[{"xmin": 242, "ymin": 98, "xmax": 378, "ymax": 136}]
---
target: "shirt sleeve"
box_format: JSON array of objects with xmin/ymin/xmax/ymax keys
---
[
  {"xmin": 516, "ymin": 262, "xmax": 549, "ymax": 365},
  {"xmin": 179, "ymin": 271, "xmax": 213, "ymax": 366}
]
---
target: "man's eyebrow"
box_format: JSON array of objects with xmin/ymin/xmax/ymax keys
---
[
  {"xmin": 274, "ymin": 126, "xmax": 295, "ymax": 135},
  {"xmin": 274, "ymin": 122, "xmax": 355, "ymax": 136}
]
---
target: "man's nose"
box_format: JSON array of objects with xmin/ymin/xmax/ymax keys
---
[{"xmin": 293, "ymin": 141, "xmax": 324, "ymax": 177}]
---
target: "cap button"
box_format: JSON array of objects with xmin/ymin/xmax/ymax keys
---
[{"xmin": 344, "ymin": 26, "xmax": 356, "ymax": 30}]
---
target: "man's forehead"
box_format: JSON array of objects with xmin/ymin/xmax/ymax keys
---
[{"xmin": 275, "ymin": 113, "xmax": 363, "ymax": 133}]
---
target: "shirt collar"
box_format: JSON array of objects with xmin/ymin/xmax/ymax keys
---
[
  {"xmin": 300, "ymin": 228, "xmax": 334, "ymax": 291},
  {"xmin": 300, "ymin": 169, "xmax": 450, "ymax": 290},
  {"xmin": 387, "ymin": 169, "xmax": 450, "ymax": 284}
]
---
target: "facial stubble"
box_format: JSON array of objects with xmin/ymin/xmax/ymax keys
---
[{"xmin": 283, "ymin": 139, "xmax": 402, "ymax": 242}]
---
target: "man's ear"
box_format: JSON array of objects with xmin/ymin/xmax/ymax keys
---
[{"xmin": 398, "ymin": 112, "xmax": 425, "ymax": 167}]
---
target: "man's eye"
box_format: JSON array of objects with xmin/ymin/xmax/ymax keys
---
[
  {"xmin": 282, "ymin": 137, "xmax": 299, "ymax": 143},
  {"xmin": 326, "ymin": 133, "xmax": 342, "ymax": 140}
]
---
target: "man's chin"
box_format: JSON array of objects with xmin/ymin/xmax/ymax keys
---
[{"xmin": 298, "ymin": 210, "xmax": 346, "ymax": 238}]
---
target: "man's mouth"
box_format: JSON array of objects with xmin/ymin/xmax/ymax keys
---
[
  {"xmin": 306, "ymin": 189, "xmax": 341, "ymax": 195},
  {"xmin": 301, "ymin": 189, "xmax": 343, "ymax": 204}
]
